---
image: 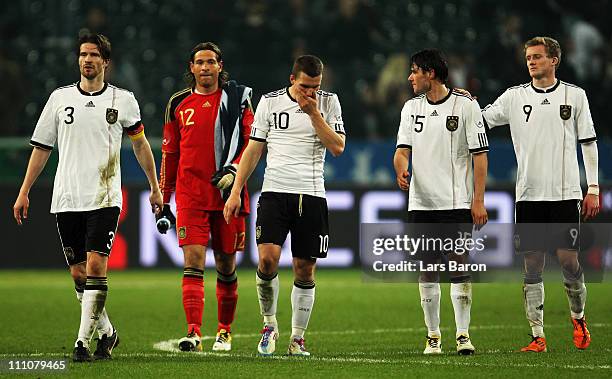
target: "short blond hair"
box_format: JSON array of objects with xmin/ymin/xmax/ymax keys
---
[{"xmin": 524, "ymin": 36, "xmax": 562, "ymax": 68}]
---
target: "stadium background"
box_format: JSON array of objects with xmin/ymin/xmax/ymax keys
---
[
  {"xmin": 2, "ymin": 0, "xmax": 611, "ymax": 269},
  {"xmin": 2, "ymin": 2, "xmax": 612, "ymax": 377}
]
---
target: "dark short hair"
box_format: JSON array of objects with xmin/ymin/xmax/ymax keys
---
[
  {"xmin": 77, "ymin": 32, "xmax": 111, "ymax": 61},
  {"xmin": 410, "ymin": 49, "xmax": 448, "ymax": 84},
  {"xmin": 184, "ymin": 42, "xmax": 229, "ymax": 88},
  {"xmin": 291, "ymin": 55, "xmax": 324, "ymax": 78},
  {"xmin": 524, "ymin": 36, "xmax": 562, "ymax": 69}
]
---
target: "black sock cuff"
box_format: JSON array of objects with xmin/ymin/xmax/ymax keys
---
[
  {"xmin": 217, "ymin": 270, "xmax": 237, "ymax": 283},
  {"xmin": 184, "ymin": 267, "xmax": 204, "ymax": 279},
  {"xmin": 294, "ymin": 279, "xmax": 315, "ymax": 289},
  {"xmin": 75, "ymin": 283, "xmax": 85, "ymax": 293},
  {"xmin": 257, "ymin": 269, "xmax": 278, "ymax": 281},
  {"xmin": 524, "ymin": 271, "xmax": 543, "ymax": 284},
  {"xmin": 85, "ymin": 276, "xmax": 108, "ymax": 291},
  {"xmin": 450, "ymin": 275, "xmax": 471, "ymax": 284}
]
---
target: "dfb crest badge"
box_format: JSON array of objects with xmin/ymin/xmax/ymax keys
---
[
  {"xmin": 106, "ymin": 108, "xmax": 118, "ymax": 124},
  {"xmin": 560, "ymin": 105, "xmax": 572, "ymax": 120},
  {"xmin": 446, "ymin": 116, "xmax": 459, "ymax": 131},
  {"xmin": 178, "ymin": 226, "xmax": 187, "ymax": 239},
  {"xmin": 63, "ymin": 247, "xmax": 75, "ymax": 263}
]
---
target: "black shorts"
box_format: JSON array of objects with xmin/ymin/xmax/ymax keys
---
[
  {"xmin": 515, "ymin": 200, "xmax": 580, "ymax": 252},
  {"xmin": 407, "ymin": 209, "xmax": 473, "ymax": 261},
  {"xmin": 56, "ymin": 207, "xmax": 121, "ymax": 265},
  {"xmin": 256, "ymin": 192, "xmax": 329, "ymax": 260},
  {"xmin": 407, "ymin": 209, "xmax": 473, "ymax": 224}
]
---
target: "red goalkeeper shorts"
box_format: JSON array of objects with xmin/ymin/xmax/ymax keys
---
[{"xmin": 176, "ymin": 209, "xmax": 245, "ymax": 253}]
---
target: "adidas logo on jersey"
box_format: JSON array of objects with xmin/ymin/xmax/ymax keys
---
[
  {"xmin": 85, "ymin": 101, "xmax": 95, "ymax": 107},
  {"xmin": 202, "ymin": 101, "xmax": 211, "ymax": 108},
  {"xmin": 296, "ymin": 109, "xmax": 305, "ymax": 113},
  {"xmin": 430, "ymin": 110, "xmax": 439, "ymax": 116},
  {"xmin": 541, "ymin": 98, "xmax": 550, "ymax": 105}
]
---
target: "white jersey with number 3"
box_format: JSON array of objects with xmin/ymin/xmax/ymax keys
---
[
  {"xmin": 30, "ymin": 82, "xmax": 143, "ymax": 213},
  {"xmin": 250, "ymin": 87, "xmax": 345, "ymax": 198},
  {"xmin": 396, "ymin": 89, "xmax": 488, "ymax": 211},
  {"xmin": 482, "ymin": 80, "xmax": 596, "ymax": 202}
]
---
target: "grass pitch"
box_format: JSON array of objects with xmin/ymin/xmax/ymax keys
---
[{"xmin": 0, "ymin": 269, "xmax": 610, "ymax": 378}]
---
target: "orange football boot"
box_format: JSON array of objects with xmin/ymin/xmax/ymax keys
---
[
  {"xmin": 571, "ymin": 317, "xmax": 591, "ymax": 349},
  {"xmin": 520, "ymin": 335, "xmax": 547, "ymax": 352}
]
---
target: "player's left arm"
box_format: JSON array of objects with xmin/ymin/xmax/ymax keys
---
[
  {"xmin": 130, "ymin": 130, "xmax": 163, "ymax": 213},
  {"xmin": 472, "ymin": 153, "xmax": 488, "ymax": 227},
  {"xmin": 581, "ymin": 141, "xmax": 599, "ymax": 220},
  {"xmin": 576, "ymin": 89, "xmax": 600, "ymax": 220},
  {"xmin": 296, "ymin": 89, "xmax": 345, "ymax": 157},
  {"xmin": 466, "ymin": 100, "xmax": 489, "ymax": 227}
]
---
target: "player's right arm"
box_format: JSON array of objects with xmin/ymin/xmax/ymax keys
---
[
  {"xmin": 394, "ymin": 101, "xmax": 412, "ymax": 191},
  {"xmin": 224, "ymin": 95, "xmax": 270, "ymax": 222},
  {"xmin": 159, "ymin": 94, "xmax": 183, "ymax": 209},
  {"xmin": 15, "ymin": 91, "xmax": 58, "ymax": 225},
  {"xmin": 481, "ymin": 89, "xmax": 511, "ymax": 128},
  {"xmin": 224, "ymin": 139, "xmax": 265, "ymax": 223},
  {"xmin": 13, "ymin": 147, "xmax": 52, "ymax": 225}
]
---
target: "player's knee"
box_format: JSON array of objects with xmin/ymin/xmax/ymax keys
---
[
  {"xmin": 419, "ymin": 271, "xmax": 439, "ymax": 283},
  {"xmin": 213, "ymin": 251, "xmax": 236, "ymax": 275},
  {"xmin": 86, "ymin": 252, "xmax": 108, "ymax": 276},
  {"xmin": 69, "ymin": 262, "xmax": 86, "ymax": 281},
  {"xmin": 70, "ymin": 268, "xmax": 86, "ymax": 284},
  {"xmin": 293, "ymin": 258, "xmax": 315, "ymax": 281},
  {"xmin": 183, "ymin": 245, "xmax": 205, "ymax": 268},
  {"xmin": 561, "ymin": 260, "xmax": 580, "ymax": 278},
  {"xmin": 258, "ymin": 256, "xmax": 279, "ymax": 275}
]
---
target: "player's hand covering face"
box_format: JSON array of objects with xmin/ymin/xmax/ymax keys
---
[{"xmin": 292, "ymin": 72, "xmax": 322, "ymax": 116}]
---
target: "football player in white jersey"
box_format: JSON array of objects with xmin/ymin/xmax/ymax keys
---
[
  {"xmin": 482, "ymin": 36, "xmax": 599, "ymax": 352},
  {"xmin": 12, "ymin": 33, "xmax": 163, "ymax": 362},
  {"xmin": 394, "ymin": 49, "xmax": 488, "ymax": 355},
  {"xmin": 224, "ymin": 55, "xmax": 345, "ymax": 356}
]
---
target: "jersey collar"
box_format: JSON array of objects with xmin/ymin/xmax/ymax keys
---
[
  {"xmin": 530, "ymin": 79, "xmax": 560, "ymax": 93},
  {"xmin": 426, "ymin": 87, "xmax": 453, "ymax": 105},
  {"xmin": 77, "ymin": 81, "xmax": 108, "ymax": 96},
  {"xmin": 285, "ymin": 86, "xmax": 297, "ymax": 103}
]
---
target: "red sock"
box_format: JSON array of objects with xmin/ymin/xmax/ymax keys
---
[
  {"xmin": 182, "ymin": 276, "xmax": 204, "ymax": 336},
  {"xmin": 216, "ymin": 279, "xmax": 238, "ymax": 332}
]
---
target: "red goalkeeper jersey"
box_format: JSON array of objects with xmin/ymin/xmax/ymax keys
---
[{"xmin": 160, "ymin": 87, "xmax": 253, "ymax": 212}]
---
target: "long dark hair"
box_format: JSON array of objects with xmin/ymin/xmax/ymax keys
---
[{"xmin": 184, "ymin": 42, "xmax": 229, "ymax": 88}]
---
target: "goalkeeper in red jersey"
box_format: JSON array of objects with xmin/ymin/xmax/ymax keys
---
[{"xmin": 159, "ymin": 42, "xmax": 253, "ymax": 351}]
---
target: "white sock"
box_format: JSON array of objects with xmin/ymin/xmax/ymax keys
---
[
  {"xmin": 523, "ymin": 282, "xmax": 545, "ymax": 337},
  {"xmin": 419, "ymin": 282, "xmax": 441, "ymax": 337},
  {"xmin": 256, "ymin": 271, "xmax": 279, "ymax": 328},
  {"xmin": 76, "ymin": 285, "xmax": 113, "ymax": 338},
  {"xmin": 450, "ymin": 282, "xmax": 472, "ymax": 336},
  {"xmin": 291, "ymin": 282, "xmax": 315, "ymax": 339},
  {"xmin": 76, "ymin": 277, "xmax": 108, "ymax": 347},
  {"xmin": 563, "ymin": 269, "xmax": 587, "ymax": 320}
]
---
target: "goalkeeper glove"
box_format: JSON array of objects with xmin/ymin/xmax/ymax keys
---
[
  {"xmin": 155, "ymin": 204, "xmax": 176, "ymax": 234},
  {"xmin": 211, "ymin": 165, "xmax": 237, "ymax": 190}
]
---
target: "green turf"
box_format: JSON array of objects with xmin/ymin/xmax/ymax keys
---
[{"xmin": 0, "ymin": 269, "xmax": 610, "ymax": 378}]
